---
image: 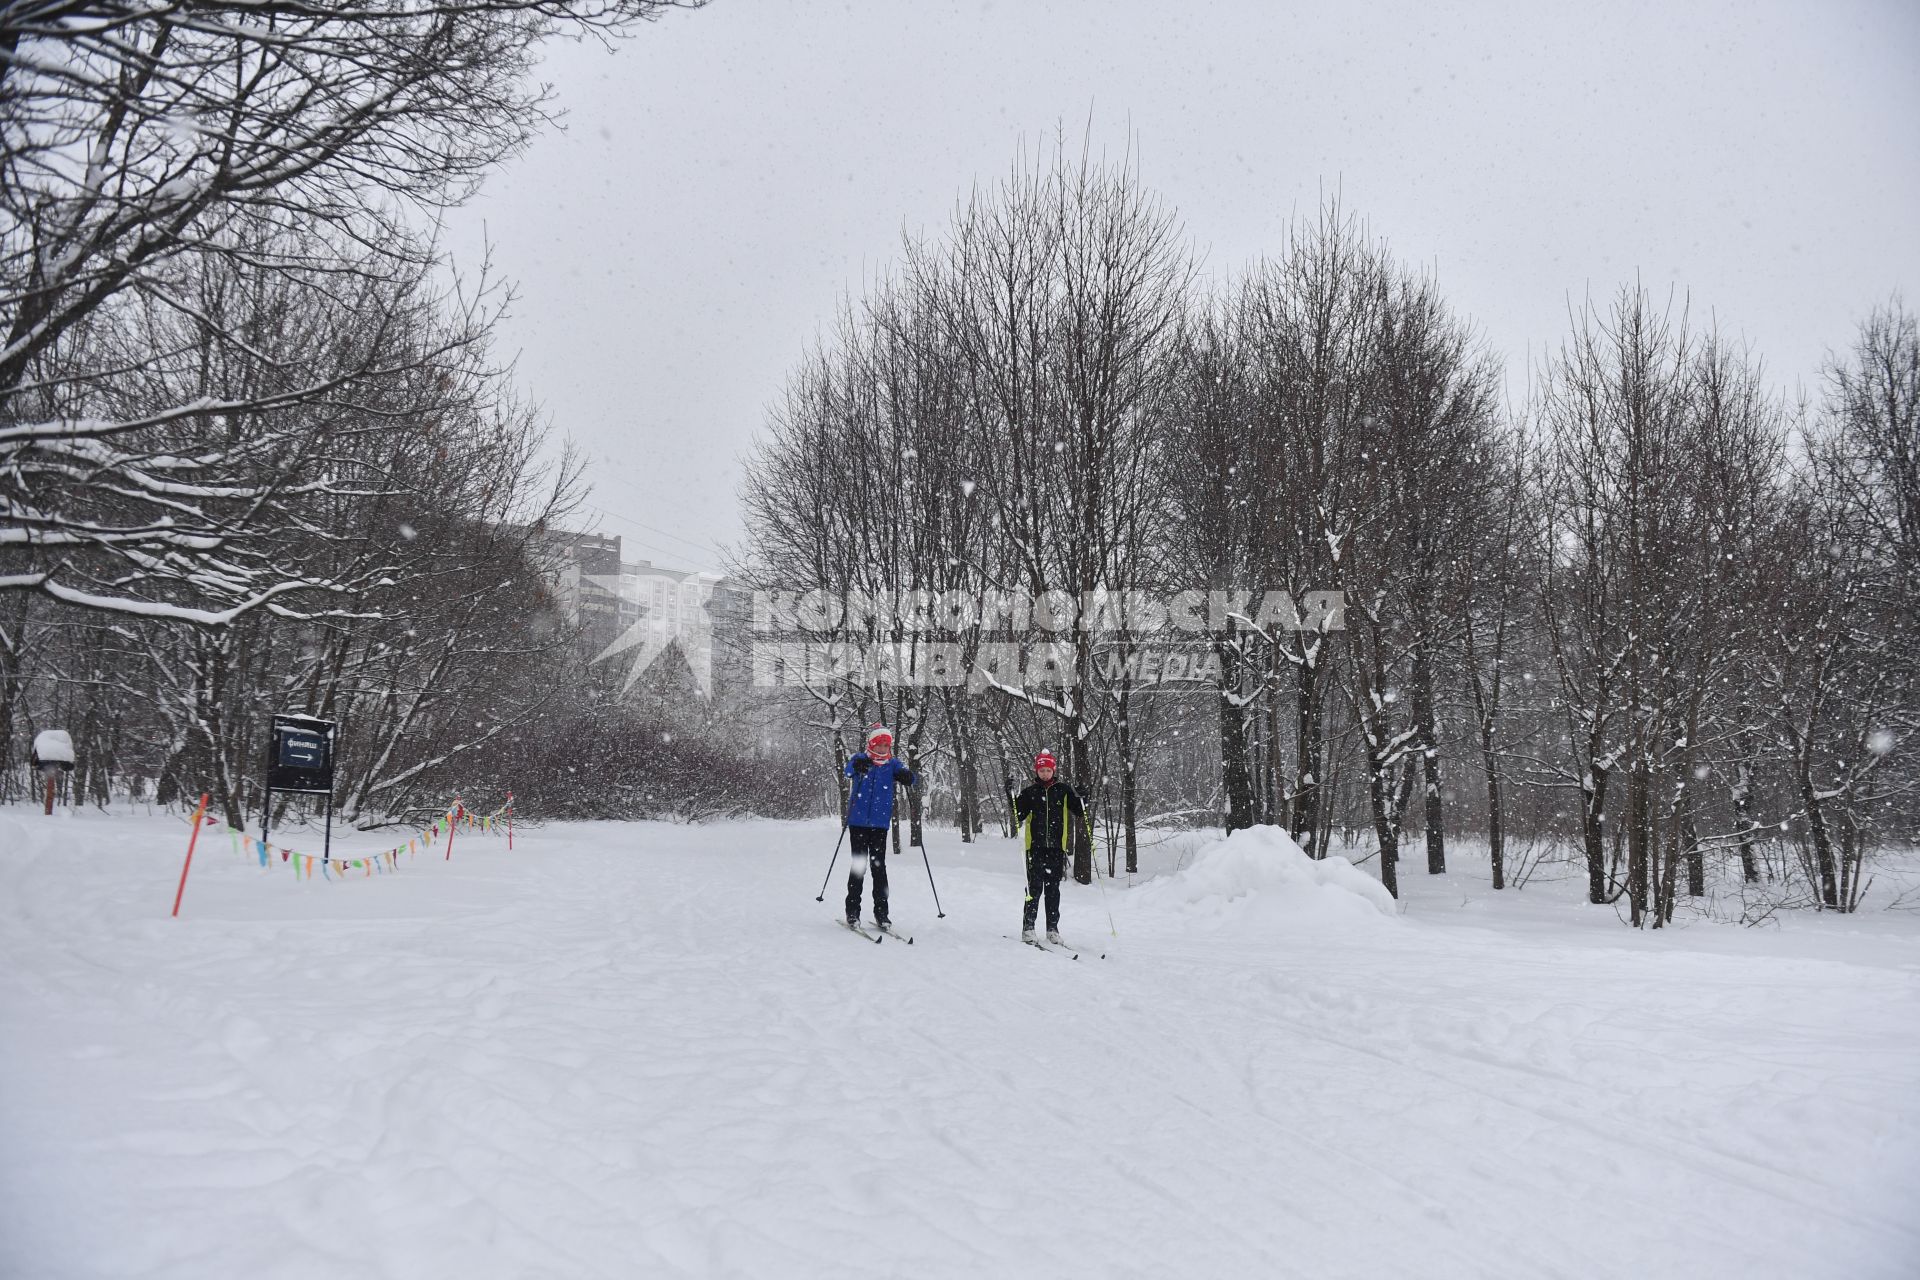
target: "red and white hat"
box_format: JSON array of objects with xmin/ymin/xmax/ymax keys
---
[
  {"xmin": 1033, "ymin": 749, "xmax": 1057, "ymax": 772},
  {"xmin": 866, "ymin": 724, "xmax": 894, "ymax": 758}
]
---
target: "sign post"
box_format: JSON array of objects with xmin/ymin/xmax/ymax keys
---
[{"xmin": 262, "ymin": 714, "xmax": 337, "ymax": 863}]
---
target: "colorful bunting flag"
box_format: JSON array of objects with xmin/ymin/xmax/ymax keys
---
[{"xmin": 174, "ymin": 795, "xmax": 514, "ymax": 892}]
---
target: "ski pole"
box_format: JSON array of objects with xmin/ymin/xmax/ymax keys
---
[
  {"xmin": 813, "ymin": 771, "xmax": 866, "ymax": 902},
  {"xmin": 919, "ymin": 840, "xmax": 945, "ymax": 918},
  {"xmin": 1089, "ymin": 812, "xmax": 1117, "ymax": 938},
  {"xmin": 813, "ymin": 819, "xmax": 850, "ymax": 902}
]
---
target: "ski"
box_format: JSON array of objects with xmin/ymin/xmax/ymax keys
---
[
  {"xmin": 877, "ymin": 925, "xmax": 914, "ymax": 944},
  {"xmin": 1005, "ymin": 934, "xmax": 1077, "ymax": 960},
  {"xmin": 839, "ymin": 918, "xmax": 883, "ymax": 944}
]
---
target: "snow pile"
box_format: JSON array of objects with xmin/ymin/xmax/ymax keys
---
[{"xmin": 1135, "ymin": 823, "xmax": 1398, "ymax": 928}]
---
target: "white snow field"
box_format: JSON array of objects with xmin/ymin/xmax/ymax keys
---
[{"xmin": 3, "ymin": 808, "xmax": 1918, "ymax": 1280}]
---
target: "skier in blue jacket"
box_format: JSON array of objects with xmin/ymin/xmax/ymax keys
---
[{"xmin": 843, "ymin": 724, "xmax": 917, "ymax": 931}]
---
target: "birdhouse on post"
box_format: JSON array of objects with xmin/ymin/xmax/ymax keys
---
[{"xmin": 29, "ymin": 729, "xmax": 75, "ymax": 816}]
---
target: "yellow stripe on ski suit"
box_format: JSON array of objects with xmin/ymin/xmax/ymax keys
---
[{"xmin": 1022, "ymin": 788, "xmax": 1097, "ymax": 860}]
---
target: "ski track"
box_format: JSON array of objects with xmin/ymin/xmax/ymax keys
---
[{"xmin": 2, "ymin": 810, "xmax": 1918, "ymax": 1280}]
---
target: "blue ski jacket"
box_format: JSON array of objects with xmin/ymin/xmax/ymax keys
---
[{"xmin": 844, "ymin": 754, "xmax": 916, "ymax": 828}]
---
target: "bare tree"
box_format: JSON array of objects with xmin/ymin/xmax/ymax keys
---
[
  {"xmin": 1457, "ymin": 434, "xmax": 1541, "ymax": 889},
  {"xmin": 1538, "ymin": 289, "xmax": 1692, "ymax": 913},
  {"xmin": 1164, "ymin": 303, "xmax": 1261, "ymax": 832},
  {"xmin": 1, "ymin": 0, "xmax": 697, "ymax": 620},
  {"xmin": 1369, "ymin": 271, "xmax": 1502, "ymax": 880},
  {"xmin": 1236, "ymin": 204, "xmax": 1385, "ymax": 859},
  {"xmin": 1756, "ymin": 302, "xmax": 1920, "ymax": 911},
  {"xmin": 913, "ymin": 137, "xmax": 1192, "ymax": 881}
]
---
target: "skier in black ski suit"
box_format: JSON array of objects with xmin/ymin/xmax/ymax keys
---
[
  {"xmin": 843, "ymin": 724, "xmax": 917, "ymax": 930},
  {"xmin": 1013, "ymin": 749, "xmax": 1088, "ymax": 944}
]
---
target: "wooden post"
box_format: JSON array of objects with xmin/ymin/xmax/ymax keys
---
[
  {"xmin": 171, "ymin": 793, "xmax": 210, "ymax": 918},
  {"xmin": 506, "ymin": 791, "xmax": 514, "ymax": 851},
  {"xmin": 444, "ymin": 797, "xmax": 462, "ymax": 861}
]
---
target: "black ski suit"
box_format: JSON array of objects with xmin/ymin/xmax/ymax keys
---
[{"xmin": 1014, "ymin": 777, "xmax": 1087, "ymax": 933}]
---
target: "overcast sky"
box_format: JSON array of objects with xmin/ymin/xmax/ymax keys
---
[{"xmin": 445, "ymin": 0, "xmax": 1920, "ymax": 576}]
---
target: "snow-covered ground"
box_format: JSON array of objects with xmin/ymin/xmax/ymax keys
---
[{"xmin": 3, "ymin": 806, "xmax": 1917, "ymax": 1280}]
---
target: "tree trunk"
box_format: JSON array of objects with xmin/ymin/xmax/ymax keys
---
[
  {"xmin": 950, "ymin": 701, "xmax": 977, "ymax": 843},
  {"xmin": 1291, "ymin": 657, "xmax": 1326, "ymax": 855},
  {"xmin": 1627, "ymin": 765, "xmax": 1652, "ymax": 927},
  {"xmin": 906, "ymin": 749, "xmax": 924, "ymax": 848},
  {"xmin": 0, "ymin": 611, "xmax": 26, "ymax": 805},
  {"xmin": 1470, "ymin": 679, "xmax": 1505, "ymax": 890},
  {"xmin": 957, "ymin": 743, "xmax": 976, "ymax": 843},
  {"xmin": 1581, "ymin": 764, "xmax": 1610, "ymax": 905},
  {"xmin": 1732, "ymin": 761, "xmax": 1761, "ymax": 884},
  {"xmin": 993, "ymin": 729, "xmax": 1017, "ymax": 837},
  {"xmin": 1068, "ymin": 729, "xmax": 1092, "ymax": 885},
  {"xmin": 1265, "ymin": 681, "xmax": 1284, "ymax": 826},
  {"xmin": 1485, "ymin": 762, "xmax": 1506, "ymax": 890},
  {"xmin": 1317, "ymin": 739, "xmax": 1342, "ymax": 860},
  {"xmin": 1837, "ymin": 815, "xmax": 1862, "ymax": 913},
  {"xmin": 1796, "ymin": 749, "xmax": 1840, "ymax": 909},
  {"xmin": 1219, "ymin": 638, "xmax": 1255, "ymax": 832},
  {"xmin": 1369, "ymin": 761, "xmax": 1401, "ymax": 900},
  {"xmin": 1684, "ymin": 811, "xmax": 1704, "ymax": 898},
  {"xmin": 1411, "ymin": 638, "xmax": 1446, "ymax": 874},
  {"xmin": 832, "ymin": 733, "xmax": 852, "ymax": 815}
]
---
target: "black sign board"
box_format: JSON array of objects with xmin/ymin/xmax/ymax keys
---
[{"xmin": 267, "ymin": 714, "xmax": 335, "ymax": 794}]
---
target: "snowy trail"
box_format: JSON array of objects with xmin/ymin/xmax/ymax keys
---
[{"xmin": 3, "ymin": 810, "xmax": 1917, "ymax": 1279}]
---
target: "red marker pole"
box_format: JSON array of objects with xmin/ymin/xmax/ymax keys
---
[
  {"xmin": 444, "ymin": 797, "xmax": 462, "ymax": 861},
  {"xmin": 506, "ymin": 791, "xmax": 514, "ymax": 851},
  {"xmin": 171, "ymin": 793, "xmax": 210, "ymax": 918}
]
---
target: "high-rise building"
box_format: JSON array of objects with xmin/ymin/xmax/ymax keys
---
[
  {"xmin": 533, "ymin": 528, "xmax": 626, "ymax": 656},
  {"xmin": 529, "ymin": 528, "xmax": 745, "ymax": 699}
]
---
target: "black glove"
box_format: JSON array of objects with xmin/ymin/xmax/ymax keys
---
[{"xmin": 851, "ymin": 756, "xmax": 871, "ymax": 774}]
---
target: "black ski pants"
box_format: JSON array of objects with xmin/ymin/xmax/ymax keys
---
[
  {"xmin": 1024, "ymin": 845, "xmax": 1065, "ymax": 932},
  {"xmin": 845, "ymin": 825, "xmax": 891, "ymax": 925}
]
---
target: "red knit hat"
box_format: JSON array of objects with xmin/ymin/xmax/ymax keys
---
[
  {"xmin": 1033, "ymin": 749, "xmax": 1056, "ymax": 772},
  {"xmin": 866, "ymin": 725, "xmax": 894, "ymax": 759}
]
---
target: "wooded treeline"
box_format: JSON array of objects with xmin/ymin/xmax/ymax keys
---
[
  {"xmin": 0, "ymin": 1, "xmax": 722, "ymax": 829},
  {"xmin": 738, "ymin": 144, "xmax": 1919, "ymax": 922}
]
